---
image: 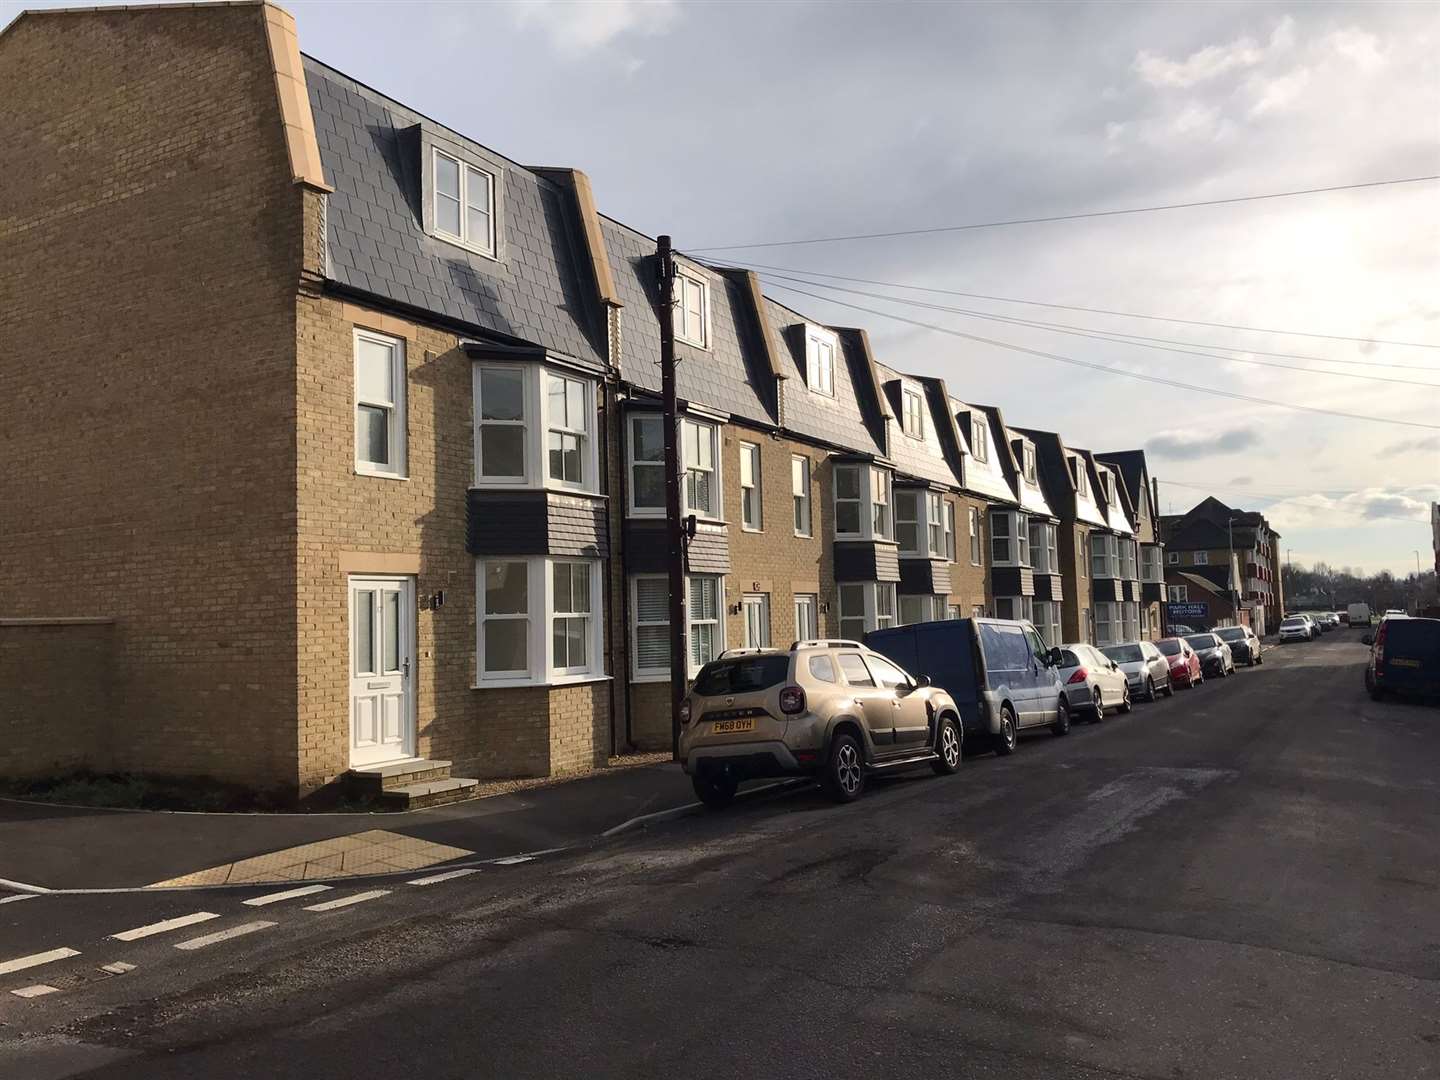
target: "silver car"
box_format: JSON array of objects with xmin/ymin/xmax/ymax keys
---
[
  {"xmin": 1100, "ymin": 641, "xmax": 1174, "ymax": 702},
  {"xmin": 1057, "ymin": 643, "xmax": 1133, "ymax": 721},
  {"xmin": 1185, "ymin": 633, "xmax": 1235, "ymax": 677}
]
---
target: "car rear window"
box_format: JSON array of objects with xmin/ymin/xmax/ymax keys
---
[
  {"xmin": 1156, "ymin": 639, "xmax": 1181, "ymax": 656},
  {"xmin": 1185, "ymin": 635, "xmax": 1214, "ymax": 649},
  {"xmin": 692, "ymin": 655, "xmax": 791, "ymax": 696},
  {"xmin": 1281, "ymin": 618, "xmax": 1306, "ymax": 628},
  {"xmin": 1384, "ymin": 618, "xmax": 1440, "ymax": 654},
  {"xmin": 1217, "ymin": 627, "xmax": 1247, "ymax": 641},
  {"xmin": 1059, "ymin": 648, "xmax": 1081, "ymax": 668},
  {"xmin": 1102, "ymin": 645, "xmax": 1143, "ymax": 663}
]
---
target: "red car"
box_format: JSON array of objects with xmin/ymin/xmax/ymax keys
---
[{"xmin": 1156, "ymin": 636, "xmax": 1204, "ymax": 688}]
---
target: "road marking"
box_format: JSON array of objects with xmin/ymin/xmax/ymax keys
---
[
  {"xmin": 490, "ymin": 855, "xmax": 535, "ymax": 866},
  {"xmin": 0, "ymin": 893, "xmax": 37, "ymax": 905},
  {"xmin": 111, "ymin": 912, "xmax": 220, "ymax": 941},
  {"xmin": 100, "ymin": 961, "xmax": 137, "ymax": 975},
  {"xmin": 243, "ymin": 884, "xmax": 332, "ymax": 907},
  {"xmin": 407, "ymin": 868, "xmax": 480, "ymax": 886},
  {"xmin": 0, "ymin": 947, "xmax": 81, "ymax": 976},
  {"xmin": 304, "ymin": 889, "xmax": 390, "ymax": 912},
  {"xmin": 175, "ymin": 921, "xmax": 276, "ymax": 951},
  {"xmin": 10, "ymin": 984, "xmax": 61, "ymax": 998}
]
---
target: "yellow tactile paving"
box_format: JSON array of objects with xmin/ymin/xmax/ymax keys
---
[{"xmin": 149, "ymin": 830, "xmax": 473, "ymax": 887}]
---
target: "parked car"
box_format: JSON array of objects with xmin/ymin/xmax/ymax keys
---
[
  {"xmin": 1185, "ymin": 633, "xmax": 1236, "ymax": 677},
  {"xmin": 1310, "ymin": 613, "xmax": 1333, "ymax": 633},
  {"xmin": 1216, "ymin": 624, "xmax": 1263, "ymax": 666},
  {"xmin": 1279, "ymin": 615, "xmax": 1316, "ymax": 643},
  {"xmin": 1339, "ymin": 610, "xmax": 1350, "ymax": 625},
  {"xmin": 1100, "ymin": 641, "xmax": 1175, "ymax": 701},
  {"xmin": 866, "ymin": 618, "xmax": 1072, "ymax": 756},
  {"xmin": 1156, "ymin": 636, "xmax": 1204, "ymax": 688},
  {"xmin": 1363, "ymin": 616, "xmax": 1440, "ymax": 702},
  {"xmin": 1166, "ymin": 623, "xmax": 1197, "ymax": 636},
  {"xmin": 1324, "ymin": 612, "xmax": 1343, "ymax": 630},
  {"xmin": 1348, "ymin": 602, "xmax": 1372, "ymax": 628},
  {"xmin": 678, "ymin": 642, "xmax": 964, "ymax": 806},
  {"xmin": 1057, "ymin": 643, "xmax": 1133, "ymax": 720}
]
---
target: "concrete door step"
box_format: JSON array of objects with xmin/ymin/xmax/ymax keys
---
[
  {"xmin": 377, "ymin": 777, "xmax": 481, "ymax": 810},
  {"xmin": 348, "ymin": 758, "xmax": 453, "ymax": 794}
]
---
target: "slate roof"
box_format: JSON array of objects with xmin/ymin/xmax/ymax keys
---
[
  {"xmin": 603, "ymin": 224, "xmax": 777, "ymax": 427},
  {"xmin": 950, "ymin": 398, "xmax": 1018, "ymax": 505},
  {"xmin": 304, "ymin": 57, "xmax": 608, "ymax": 368},
  {"xmin": 1018, "ymin": 427, "xmax": 1107, "ymax": 529},
  {"xmin": 875, "ymin": 362, "xmax": 961, "ymax": 489},
  {"xmin": 1097, "ymin": 450, "xmax": 1158, "ymax": 543},
  {"xmin": 1075, "ymin": 450, "xmax": 1135, "ymax": 537}
]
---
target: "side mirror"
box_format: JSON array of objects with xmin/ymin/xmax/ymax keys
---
[
  {"xmin": 1047, "ymin": 647, "xmax": 1063, "ymax": 666},
  {"xmin": 1361, "ymin": 634, "xmax": 1373, "ymax": 646},
  {"xmin": 913, "ymin": 673, "xmax": 931, "ymax": 689}
]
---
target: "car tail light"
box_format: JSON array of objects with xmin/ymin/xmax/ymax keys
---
[
  {"xmin": 1066, "ymin": 667, "xmax": 1089, "ymax": 685},
  {"xmin": 1373, "ymin": 622, "xmax": 1388, "ymax": 671},
  {"xmin": 678, "ymin": 698, "xmax": 692, "ymax": 725},
  {"xmin": 778, "ymin": 686, "xmax": 807, "ymax": 715}
]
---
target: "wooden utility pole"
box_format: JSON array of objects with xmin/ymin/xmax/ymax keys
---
[{"xmin": 657, "ymin": 236, "xmax": 688, "ymax": 760}]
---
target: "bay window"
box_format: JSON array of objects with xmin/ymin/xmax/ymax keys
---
[
  {"xmin": 1033, "ymin": 600, "xmax": 1061, "ymax": 647},
  {"xmin": 995, "ymin": 596, "xmax": 1034, "ymax": 622},
  {"xmin": 969, "ymin": 507, "xmax": 982, "ymax": 565},
  {"xmin": 839, "ymin": 582, "xmax": 897, "ymax": 639},
  {"xmin": 1142, "ymin": 545, "xmax": 1164, "ymax": 583},
  {"xmin": 1122, "ymin": 601, "xmax": 1141, "ymax": 642},
  {"xmin": 682, "ymin": 418, "xmax": 718, "ymax": 518},
  {"xmin": 626, "ymin": 413, "xmax": 720, "ymax": 519},
  {"xmin": 833, "ymin": 463, "xmax": 894, "ymax": 541},
  {"xmin": 477, "ymin": 557, "xmax": 603, "ymax": 684},
  {"xmin": 630, "ymin": 574, "xmax": 725, "ymax": 679},
  {"xmin": 991, "ymin": 510, "xmax": 1031, "ymax": 567},
  {"xmin": 1029, "ymin": 519, "xmax": 1059, "ymax": 574},
  {"xmin": 1091, "ymin": 533, "xmax": 1119, "ymax": 578},
  {"xmin": 927, "ymin": 493, "xmax": 946, "ymax": 557},
  {"xmin": 1094, "ymin": 601, "xmax": 1119, "ymax": 646},
  {"xmin": 1119, "ymin": 538, "xmax": 1138, "ymax": 580},
  {"xmin": 628, "ymin": 413, "xmax": 665, "ymax": 512},
  {"xmin": 899, "ymin": 594, "xmax": 947, "ymax": 625},
  {"xmin": 474, "ymin": 364, "xmax": 595, "ymax": 491},
  {"xmin": 896, "ymin": 490, "xmax": 921, "ymax": 554}
]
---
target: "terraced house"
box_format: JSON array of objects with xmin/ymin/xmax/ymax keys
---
[{"xmin": 2, "ymin": 1, "xmax": 1034, "ymax": 799}]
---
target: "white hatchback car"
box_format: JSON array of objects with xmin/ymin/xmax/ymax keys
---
[
  {"xmin": 1100, "ymin": 641, "xmax": 1175, "ymax": 702},
  {"xmin": 1057, "ymin": 643, "xmax": 1133, "ymax": 721}
]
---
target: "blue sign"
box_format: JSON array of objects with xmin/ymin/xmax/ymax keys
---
[{"xmin": 1165, "ymin": 602, "xmax": 1209, "ymax": 622}]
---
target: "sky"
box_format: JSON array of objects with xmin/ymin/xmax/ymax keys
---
[{"xmin": 8, "ymin": 0, "xmax": 1436, "ymax": 574}]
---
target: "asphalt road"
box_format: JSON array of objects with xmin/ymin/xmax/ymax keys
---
[{"xmin": 3, "ymin": 628, "xmax": 1437, "ymax": 1080}]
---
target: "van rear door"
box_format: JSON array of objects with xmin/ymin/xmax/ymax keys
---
[{"xmin": 1381, "ymin": 619, "xmax": 1440, "ymax": 696}]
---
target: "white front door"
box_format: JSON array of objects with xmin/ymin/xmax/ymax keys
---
[
  {"xmin": 349, "ymin": 576, "xmax": 416, "ymax": 768},
  {"xmin": 794, "ymin": 593, "xmax": 818, "ymax": 642},
  {"xmin": 742, "ymin": 593, "xmax": 771, "ymax": 649}
]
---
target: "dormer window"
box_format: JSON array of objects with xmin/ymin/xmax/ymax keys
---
[
  {"xmin": 970, "ymin": 420, "xmax": 988, "ymax": 463},
  {"xmin": 433, "ymin": 148, "xmax": 495, "ymax": 257},
  {"xmin": 805, "ymin": 326, "xmax": 836, "ymax": 397},
  {"xmin": 1071, "ymin": 456, "xmax": 1088, "ymax": 497},
  {"xmin": 901, "ymin": 387, "xmax": 925, "ymax": 439},
  {"xmin": 1022, "ymin": 443, "xmax": 1037, "ymax": 484},
  {"xmin": 674, "ymin": 269, "xmax": 709, "ymax": 349},
  {"xmin": 1099, "ymin": 470, "xmax": 1113, "ymax": 503}
]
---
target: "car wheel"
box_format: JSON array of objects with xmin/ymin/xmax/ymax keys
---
[
  {"xmin": 994, "ymin": 704, "xmax": 1019, "ymax": 756},
  {"xmin": 932, "ymin": 715, "xmax": 962, "ymax": 775},
  {"xmin": 1145, "ymin": 677, "xmax": 1157, "ymax": 703},
  {"xmin": 1090, "ymin": 686, "xmax": 1105, "ymax": 722},
  {"xmin": 1256, "ymin": 653, "xmax": 1264, "ymax": 665},
  {"xmin": 1119, "ymin": 685, "xmax": 1133, "ymax": 714},
  {"xmin": 1163, "ymin": 677, "xmax": 1175, "ymax": 698},
  {"xmin": 1051, "ymin": 697, "xmax": 1071, "ymax": 737},
  {"xmin": 823, "ymin": 733, "xmax": 866, "ymax": 803},
  {"xmin": 691, "ymin": 773, "xmax": 737, "ymax": 809}
]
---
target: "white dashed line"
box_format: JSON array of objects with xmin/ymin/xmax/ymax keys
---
[
  {"xmin": 304, "ymin": 889, "xmax": 390, "ymax": 912},
  {"xmin": 407, "ymin": 868, "xmax": 480, "ymax": 886},
  {"xmin": 0, "ymin": 893, "xmax": 37, "ymax": 905},
  {"xmin": 175, "ymin": 921, "xmax": 276, "ymax": 951},
  {"xmin": 10, "ymin": 984, "xmax": 61, "ymax": 998},
  {"xmin": 100, "ymin": 961, "xmax": 137, "ymax": 975},
  {"xmin": 490, "ymin": 855, "xmax": 535, "ymax": 866},
  {"xmin": 243, "ymin": 884, "xmax": 333, "ymax": 907},
  {"xmin": 0, "ymin": 947, "xmax": 81, "ymax": 976},
  {"xmin": 111, "ymin": 912, "xmax": 220, "ymax": 941}
]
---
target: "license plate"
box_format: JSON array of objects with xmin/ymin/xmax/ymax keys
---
[
  {"xmin": 1391, "ymin": 658, "xmax": 1421, "ymax": 668},
  {"xmin": 711, "ymin": 718, "xmax": 756, "ymax": 734}
]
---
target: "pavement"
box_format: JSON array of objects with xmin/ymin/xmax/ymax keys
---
[
  {"xmin": 0, "ymin": 757, "xmax": 703, "ymax": 891},
  {"xmin": 2, "ymin": 627, "xmax": 1437, "ymax": 1080}
]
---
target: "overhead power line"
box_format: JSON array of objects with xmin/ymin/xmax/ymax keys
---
[
  {"xmin": 721, "ymin": 258, "xmax": 1440, "ymax": 352},
  {"xmin": 1157, "ymin": 478, "xmax": 1435, "ymax": 526},
  {"xmin": 689, "ymin": 174, "xmax": 1440, "ymax": 252},
  {"xmin": 755, "ymin": 271, "xmax": 1440, "ymax": 389},
  {"xmin": 761, "ymin": 280, "xmax": 1440, "ymax": 432}
]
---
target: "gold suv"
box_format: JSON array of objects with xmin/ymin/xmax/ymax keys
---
[{"xmin": 678, "ymin": 640, "xmax": 964, "ymax": 806}]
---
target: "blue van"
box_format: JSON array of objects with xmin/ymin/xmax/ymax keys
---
[
  {"xmin": 1364, "ymin": 616, "xmax": 1440, "ymax": 702},
  {"xmin": 865, "ymin": 618, "xmax": 1072, "ymax": 754}
]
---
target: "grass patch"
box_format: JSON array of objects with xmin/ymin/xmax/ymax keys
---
[{"xmin": 1, "ymin": 770, "xmax": 303, "ymax": 813}]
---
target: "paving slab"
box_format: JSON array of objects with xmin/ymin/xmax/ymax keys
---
[{"xmin": 0, "ymin": 763, "xmax": 701, "ymax": 891}]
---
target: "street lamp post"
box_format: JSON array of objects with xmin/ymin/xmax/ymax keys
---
[{"xmin": 1227, "ymin": 516, "xmax": 1239, "ymax": 622}]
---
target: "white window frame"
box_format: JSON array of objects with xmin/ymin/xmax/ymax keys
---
[
  {"xmin": 629, "ymin": 573, "xmax": 726, "ymax": 680},
  {"xmin": 1194, "ymin": 551, "xmax": 1209, "ymax": 565},
  {"xmin": 550, "ymin": 559, "xmax": 597, "ymax": 677},
  {"xmin": 1168, "ymin": 550, "xmax": 1181, "ymax": 565},
  {"xmin": 432, "ymin": 147, "xmax": 496, "ymax": 258},
  {"xmin": 805, "ymin": 325, "xmax": 837, "ymax": 397},
  {"xmin": 354, "ymin": 328, "xmax": 407, "ymax": 479},
  {"xmin": 927, "ymin": 493, "xmax": 946, "ymax": 558},
  {"xmin": 838, "ymin": 581, "xmax": 897, "ymax": 639},
  {"xmin": 476, "ymin": 556, "xmax": 604, "ymax": 686},
  {"xmin": 673, "ymin": 268, "xmax": 710, "ymax": 349},
  {"xmin": 1091, "ymin": 533, "xmax": 1119, "ymax": 579},
  {"xmin": 1094, "ymin": 600, "xmax": 1119, "ymax": 646},
  {"xmin": 1143, "ymin": 545, "xmax": 1164, "ymax": 583},
  {"xmin": 739, "ymin": 441, "xmax": 763, "ymax": 532},
  {"xmin": 1071, "ymin": 456, "xmax": 1088, "ymax": 498},
  {"xmin": 944, "ymin": 501, "xmax": 957, "ymax": 563},
  {"xmin": 792, "ymin": 455, "xmax": 812, "ymax": 537},
  {"xmin": 901, "ymin": 387, "xmax": 925, "ymax": 439},
  {"xmin": 1119, "ymin": 539, "xmax": 1138, "ymax": 581},
  {"xmin": 741, "ymin": 593, "xmax": 771, "ymax": 648},
  {"xmin": 1033, "ymin": 600, "xmax": 1061, "ymax": 648},
  {"xmin": 473, "ymin": 364, "xmax": 597, "ymax": 492},
  {"xmin": 995, "ymin": 595, "xmax": 1034, "ymax": 623},
  {"xmin": 1021, "ymin": 442, "xmax": 1037, "ymax": 484},
  {"xmin": 990, "ymin": 510, "xmax": 1031, "ymax": 568},
  {"xmin": 1168, "ymin": 585, "xmax": 1189, "ymax": 602},
  {"xmin": 971, "ymin": 420, "xmax": 988, "ymax": 463},
  {"xmin": 899, "ymin": 593, "xmax": 946, "ymax": 625},
  {"xmin": 969, "ymin": 507, "xmax": 982, "ymax": 566},
  {"xmin": 1098, "ymin": 470, "xmax": 1113, "ymax": 505},
  {"xmin": 1029, "ymin": 519, "xmax": 1059, "ymax": 575},
  {"xmin": 626, "ymin": 412, "xmax": 665, "ymax": 516},
  {"xmin": 682, "ymin": 417, "xmax": 720, "ymax": 520},
  {"xmin": 794, "ymin": 593, "xmax": 819, "ymax": 641},
  {"xmin": 1122, "ymin": 601, "xmax": 1141, "ymax": 642},
  {"xmin": 833, "ymin": 463, "xmax": 894, "ymax": 541},
  {"xmin": 896, "ymin": 489, "xmax": 922, "ymax": 556}
]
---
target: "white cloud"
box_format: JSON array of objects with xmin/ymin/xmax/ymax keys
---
[
  {"xmin": 1264, "ymin": 486, "xmax": 1440, "ymax": 531},
  {"xmin": 1247, "ymin": 67, "xmax": 1313, "ymax": 117},
  {"xmin": 509, "ymin": 0, "xmax": 679, "ymax": 57},
  {"xmin": 1328, "ymin": 27, "xmax": 1385, "ymax": 71},
  {"xmin": 1134, "ymin": 34, "xmax": 1264, "ymax": 89}
]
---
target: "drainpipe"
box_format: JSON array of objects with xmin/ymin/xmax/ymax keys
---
[{"xmin": 615, "ymin": 385, "xmax": 635, "ymax": 752}]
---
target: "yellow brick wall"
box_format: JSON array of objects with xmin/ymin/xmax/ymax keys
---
[
  {"xmin": 0, "ymin": 7, "xmax": 303, "ymax": 790},
  {"xmin": 946, "ymin": 494, "xmax": 992, "ymax": 613},
  {"xmin": 0, "ymin": 622, "xmax": 115, "ymax": 779},
  {"xmin": 1061, "ymin": 523, "xmax": 1094, "ymax": 642}
]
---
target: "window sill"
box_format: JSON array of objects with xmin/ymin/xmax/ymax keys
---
[
  {"xmin": 470, "ymin": 483, "xmax": 607, "ymax": 500},
  {"xmin": 355, "ymin": 467, "xmax": 410, "ymax": 482},
  {"xmin": 794, "ymin": 531, "xmax": 814, "ymax": 540},
  {"xmin": 432, "ymin": 229, "xmax": 500, "ymax": 263},
  {"xmin": 740, "ymin": 525, "xmax": 764, "ymax": 534},
  {"xmin": 471, "ymin": 673, "xmax": 613, "ymax": 690},
  {"xmin": 631, "ymin": 672, "xmax": 701, "ymax": 684}
]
